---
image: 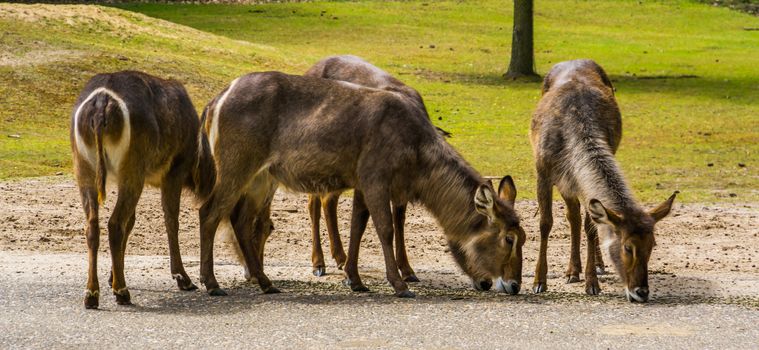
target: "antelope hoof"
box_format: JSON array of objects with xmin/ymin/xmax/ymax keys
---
[
  {"xmin": 84, "ymin": 290, "xmax": 99, "ymax": 310},
  {"xmin": 396, "ymin": 290, "xmax": 416, "ymax": 298},
  {"xmin": 595, "ymin": 266, "xmax": 606, "ymax": 275},
  {"xmin": 313, "ymin": 266, "xmax": 326, "ymax": 277},
  {"xmin": 586, "ymin": 281, "xmax": 601, "ymax": 296},
  {"xmin": 179, "ymin": 281, "xmax": 198, "ymax": 291},
  {"xmin": 532, "ymin": 282, "xmax": 547, "ymax": 294},
  {"xmin": 84, "ymin": 297, "xmax": 99, "ymax": 309},
  {"xmin": 208, "ymin": 288, "xmax": 228, "ymax": 296},
  {"xmin": 403, "ymin": 275, "xmax": 420, "ymax": 283},
  {"xmin": 175, "ymin": 275, "xmax": 198, "ymax": 291},
  {"xmin": 343, "ymin": 279, "xmax": 370, "ymax": 292},
  {"xmin": 263, "ymin": 286, "xmax": 281, "ymax": 294},
  {"xmin": 113, "ymin": 288, "xmax": 131, "ymax": 305},
  {"xmin": 566, "ymin": 275, "xmax": 581, "ymax": 284},
  {"xmin": 351, "ymin": 284, "xmax": 370, "ymax": 292}
]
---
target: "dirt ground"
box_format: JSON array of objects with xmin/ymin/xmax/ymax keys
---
[
  {"xmin": 1, "ymin": 177, "xmax": 758, "ymax": 348},
  {"xmin": 2, "ymin": 176, "xmax": 758, "ymax": 298}
]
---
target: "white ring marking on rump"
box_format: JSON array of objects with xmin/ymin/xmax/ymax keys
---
[
  {"xmin": 73, "ymin": 87, "xmax": 131, "ymax": 173},
  {"xmin": 209, "ymin": 78, "xmax": 240, "ymax": 156}
]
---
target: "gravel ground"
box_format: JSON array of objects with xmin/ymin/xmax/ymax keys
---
[{"xmin": 1, "ymin": 177, "xmax": 758, "ymax": 348}]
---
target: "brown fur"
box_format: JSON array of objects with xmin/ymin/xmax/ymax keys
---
[
  {"xmin": 530, "ymin": 59, "xmax": 676, "ymax": 302},
  {"xmin": 71, "ymin": 71, "xmax": 205, "ymax": 309},
  {"xmin": 301, "ymin": 55, "xmax": 440, "ymax": 282},
  {"xmin": 198, "ymin": 71, "xmax": 525, "ymax": 297}
]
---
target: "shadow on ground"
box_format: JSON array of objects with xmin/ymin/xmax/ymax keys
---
[{"xmin": 113, "ymin": 271, "xmax": 758, "ymax": 316}]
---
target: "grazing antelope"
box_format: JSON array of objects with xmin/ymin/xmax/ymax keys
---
[
  {"xmin": 530, "ymin": 59, "xmax": 677, "ymax": 302},
  {"xmin": 199, "ymin": 71, "xmax": 525, "ymax": 297},
  {"xmin": 71, "ymin": 71, "xmax": 211, "ymax": 309},
  {"xmin": 301, "ymin": 55, "xmax": 449, "ymax": 283}
]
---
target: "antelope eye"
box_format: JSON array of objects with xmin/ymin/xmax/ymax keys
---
[
  {"xmin": 623, "ymin": 244, "xmax": 633, "ymax": 253},
  {"xmin": 505, "ymin": 236, "xmax": 514, "ymax": 245}
]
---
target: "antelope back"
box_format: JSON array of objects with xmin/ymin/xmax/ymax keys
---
[{"xmin": 305, "ymin": 55, "xmax": 427, "ymax": 114}]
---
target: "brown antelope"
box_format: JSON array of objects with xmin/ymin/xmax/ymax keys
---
[
  {"xmin": 530, "ymin": 59, "xmax": 677, "ymax": 302},
  {"xmin": 71, "ymin": 71, "xmax": 212, "ymax": 309},
  {"xmin": 301, "ymin": 55, "xmax": 450, "ymax": 284},
  {"xmin": 198, "ymin": 71, "xmax": 525, "ymax": 297}
]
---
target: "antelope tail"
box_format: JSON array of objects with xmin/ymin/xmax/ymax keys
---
[
  {"xmin": 193, "ymin": 106, "xmax": 216, "ymax": 200},
  {"xmin": 93, "ymin": 95, "xmax": 109, "ymax": 204}
]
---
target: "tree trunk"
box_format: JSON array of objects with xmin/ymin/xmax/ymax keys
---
[{"xmin": 505, "ymin": 0, "xmax": 540, "ymax": 80}]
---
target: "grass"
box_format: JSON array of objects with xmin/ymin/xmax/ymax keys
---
[
  {"xmin": 1, "ymin": 1, "xmax": 757, "ymax": 203},
  {"xmin": 0, "ymin": 4, "xmax": 293, "ymax": 178}
]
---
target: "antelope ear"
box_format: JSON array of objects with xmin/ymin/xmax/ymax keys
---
[
  {"xmin": 650, "ymin": 191, "xmax": 678, "ymax": 222},
  {"xmin": 588, "ymin": 199, "xmax": 623, "ymax": 227},
  {"xmin": 474, "ymin": 184, "xmax": 496, "ymax": 221},
  {"xmin": 498, "ymin": 175, "xmax": 517, "ymax": 208}
]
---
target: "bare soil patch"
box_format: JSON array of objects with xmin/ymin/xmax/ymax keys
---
[{"xmin": 1, "ymin": 177, "xmax": 757, "ymax": 303}]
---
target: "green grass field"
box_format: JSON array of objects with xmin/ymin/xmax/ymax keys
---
[{"xmin": 1, "ymin": 1, "xmax": 757, "ymax": 202}]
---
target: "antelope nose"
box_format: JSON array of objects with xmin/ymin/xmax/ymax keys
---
[
  {"xmin": 634, "ymin": 287, "xmax": 649, "ymax": 302},
  {"xmin": 496, "ymin": 278, "xmax": 520, "ymax": 295},
  {"xmin": 509, "ymin": 281, "xmax": 521, "ymax": 295},
  {"xmin": 479, "ymin": 279, "xmax": 493, "ymax": 291},
  {"xmin": 472, "ymin": 279, "xmax": 493, "ymax": 291}
]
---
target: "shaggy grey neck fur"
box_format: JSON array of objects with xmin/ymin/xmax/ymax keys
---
[
  {"xmin": 558, "ymin": 90, "xmax": 639, "ymax": 214},
  {"xmin": 414, "ymin": 139, "xmax": 486, "ymax": 240}
]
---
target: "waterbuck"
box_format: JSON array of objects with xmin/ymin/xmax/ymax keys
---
[
  {"xmin": 71, "ymin": 71, "xmax": 209, "ymax": 309},
  {"xmin": 530, "ymin": 59, "xmax": 677, "ymax": 302},
  {"xmin": 301, "ymin": 55, "xmax": 448, "ymax": 283},
  {"xmin": 199, "ymin": 71, "xmax": 525, "ymax": 297}
]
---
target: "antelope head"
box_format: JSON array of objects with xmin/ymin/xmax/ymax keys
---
[
  {"xmin": 588, "ymin": 192, "xmax": 677, "ymax": 302},
  {"xmin": 462, "ymin": 176, "xmax": 525, "ymax": 295}
]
